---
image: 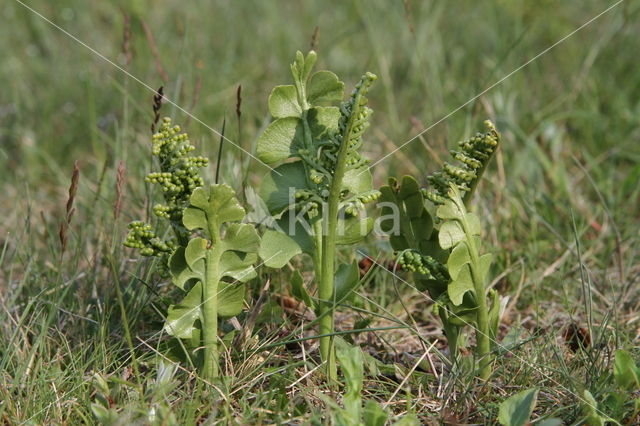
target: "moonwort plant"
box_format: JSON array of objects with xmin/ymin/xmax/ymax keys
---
[
  {"xmin": 256, "ymin": 51, "xmax": 379, "ymax": 381},
  {"xmin": 125, "ymin": 118, "xmax": 260, "ymax": 380},
  {"xmin": 379, "ymin": 121, "xmax": 501, "ymax": 380}
]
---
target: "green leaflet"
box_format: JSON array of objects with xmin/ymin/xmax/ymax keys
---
[
  {"xmin": 268, "ymin": 85, "xmax": 302, "ymax": 118},
  {"xmin": 256, "ymin": 106, "xmax": 340, "ymax": 165},
  {"xmin": 258, "ymin": 229, "xmax": 302, "ymax": 269},
  {"xmin": 307, "ymin": 70, "xmax": 344, "ymax": 104}
]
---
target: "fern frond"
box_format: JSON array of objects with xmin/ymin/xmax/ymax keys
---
[{"xmin": 423, "ymin": 120, "xmax": 500, "ymax": 205}]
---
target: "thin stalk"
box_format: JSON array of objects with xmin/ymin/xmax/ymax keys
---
[
  {"xmin": 462, "ymin": 217, "xmax": 491, "ymax": 380},
  {"xmin": 202, "ymin": 218, "xmax": 222, "ymax": 380},
  {"xmin": 312, "ymin": 219, "xmax": 323, "ymax": 284},
  {"xmin": 318, "ymin": 116, "xmax": 357, "ymax": 383}
]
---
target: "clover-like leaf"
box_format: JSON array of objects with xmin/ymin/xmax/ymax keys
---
[
  {"xmin": 259, "ymin": 162, "xmax": 311, "ymax": 215},
  {"xmin": 268, "ymin": 85, "xmax": 302, "ymax": 118},
  {"xmin": 342, "ymin": 167, "xmax": 373, "ymax": 196},
  {"xmin": 165, "ymin": 281, "xmax": 202, "ymax": 339},
  {"xmin": 256, "ymin": 107, "xmax": 339, "ymax": 165},
  {"xmin": 217, "ymin": 281, "xmax": 246, "ymax": 317},
  {"xmin": 185, "ymin": 238, "xmax": 207, "ymax": 269},
  {"xmin": 276, "ymin": 212, "xmax": 316, "ymax": 254},
  {"xmin": 169, "ymin": 246, "xmax": 204, "ymax": 290},
  {"xmin": 439, "ymin": 220, "xmax": 465, "ymax": 250},
  {"xmin": 256, "ymin": 117, "xmax": 303, "ymax": 164},
  {"xmin": 447, "ymin": 241, "xmax": 470, "ymax": 280},
  {"xmin": 183, "ymin": 185, "xmax": 245, "ymax": 231},
  {"xmin": 308, "ymin": 70, "xmax": 344, "ymax": 104},
  {"xmin": 448, "ymin": 264, "xmax": 474, "ymax": 306},
  {"xmin": 223, "ymin": 223, "xmax": 260, "ymax": 253},
  {"xmin": 219, "ymin": 251, "xmax": 258, "ymax": 282},
  {"xmin": 259, "ymin": 229, "xmax": 303, "ymax": 268}
]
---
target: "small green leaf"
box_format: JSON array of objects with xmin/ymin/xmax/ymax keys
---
[
  {"xmin": 307, "ymin": 70, "xmax": 344, "ymax": 104},
  {"xmin": 436, "ymin": 200, "xmax": 460, "ymax": 220},
  {"xmin": 184, "ymin": 185, "xmax": 246, "ymax": 231},
  {"xmin": 466, "ymin": 212, "xmax": 482, "ymax": 236},
  {"xmin": 398, "ymin": 175, "xmax": 420, "ymax": 200},
  {"xmin": 307, "ymin": 106, "xmax": 341, "ymax": 141},
  {"xmin": 189, "ymin": 186, "xmax": 210, "ymax": 209},
  {"xmin": 219, "ymin": 251, "xmax": 257, "ymax": 282},
  {"xmin": 218, "ymin": 281, "xmax": 245, "ymax": 317},
  {"xmin": 259, "ymin": 162, "xmax": 310, "ymax": 215},
  {"xmin": 208, "ymin": 184, "xmax": 246, "ymax": 224},
  {"xmin": 169, "ymin": 247, "xmax": 204, "ymax": 290},
  {"xmin": 259, "ymin": 229, "xmax": 302, "ymax": 268},
  {"xmin": 439, "ymin": 221, "xmax": 465, "ymax": 250},
  {"xmin": 268, "ymin": 85, "xmax": 301, "ymax": 118},
  {"xmin": 256, "ymin": 117, "xmax": 303, "ymax": 164},
  {"xmin": 614, "ymin": 349, "xmax": 640, "ymax": 390},
  {"xmin": 343, "ymin": 167, "xmax": 374, "ymax": 195},
  {"xmin": 448, "ymin": 264, "xmax": 474, "ymax": 306},
  {"xmin": 447, "ymin": 241, "xmax": 470, "ymax": 280},
  {"xmin": 185, "ymin": 238, "xmax": 207, "ymax": 268},
  {"xmin": 222, "ymin": 223, "xmax": 260, "ymax": 253},
  {"xmin": 333, "ymin": 261, "xmax": 361, "ymax": 303},
  {"xmin": 498, "ymin": 388, "xmax": 538, "ymax": 426},
  {"xmin": 182, "ymin": 207, "xmax": 207, "ymax": 231},
  {"xmin": 276, "ymin": 212, "xmax": 316, "ymax": 255},
  {"xmin": 165, "ymin": 282, "xmax": 203, "ymax": 339},
  {"xmin": 290, "ymin": 270, "xmax": 314, "ymax": 309},
  {"xmin": 300, "ymin": 50, "xmax": 317, "ymax": 83}
]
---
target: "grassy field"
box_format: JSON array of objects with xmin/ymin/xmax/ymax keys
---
[{"xmin": 1, "ymin": 0, "xmax": 639, "ymax": 424}]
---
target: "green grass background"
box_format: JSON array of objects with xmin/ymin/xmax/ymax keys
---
[{"xmin": 1, "ymin": 0, "xmax": 639, "ymax": 424}]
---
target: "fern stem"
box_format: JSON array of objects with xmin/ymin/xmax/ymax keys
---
[
  {"xmin": 318, "ymin": 104, "xmax": 359, "ymax": 383},
  {"xmin": 202, "ymin": 221, "xmax": 222, "ymax": 380},
  {"xmin": 463, "ymin": 218, "xmax": 491, "ymax": 380},
  {"xmin": 318, "ymin": 160, "xmax": 345, "ymax": 383}
]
